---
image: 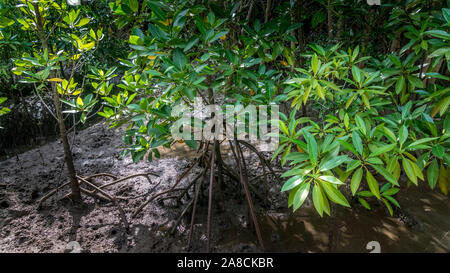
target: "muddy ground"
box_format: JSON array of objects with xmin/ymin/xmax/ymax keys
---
[{"xmin": 0, "ymin": 122, "xmax": 448, "ymax": 253}]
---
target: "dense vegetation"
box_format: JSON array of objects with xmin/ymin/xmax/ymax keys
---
[{"xmin": 0, "ymin": 0, "xmax": 448, "ymax": 251}]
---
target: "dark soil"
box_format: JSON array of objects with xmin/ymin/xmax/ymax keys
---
[{"xmin": 0, "ymin": 122, "xmax": 448, "ymax": 253}]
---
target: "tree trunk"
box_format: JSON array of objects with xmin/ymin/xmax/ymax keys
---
[
  {"xmin": 327, "ymin": 0, "xmax": 333, "ymax": 40},
  {"xmin": 265, "ymin": 0, "xmax": 272, "ymax": 23},
  {"xmin": 33, "ymin": 3, "xmax": 82, "ymax": 203}
]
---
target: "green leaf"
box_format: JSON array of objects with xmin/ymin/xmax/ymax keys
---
[
  {"xmin": 210, "ymin": 30, "xmax": 229, "ymax": 43},
  {"xmin": 346, "ymin": 160, "xmax": 362, "ymax": 172},
  {"xmin": 398, "ymin": 125, "xmax": 408, "ymax": 146},
  {"xmin": 427, "ymin": 159, "xmax": 439, "ymax": 189},
  {"xmin": 321, "ymin": 181, "xmax": 350, "ymax": 207},
  {"xmin": 184, "ymin": 37, "xmax": 199, "ymax": 52},
  {"xmin": 371, "ymin": 165, "xmax": 399, "ymax": 186},
  {"xmin": 425, "ymin": 29, "xmax": 450, "ymax": 40},
  {"xmin": 382, "ymin": 198, "xmax": 394, "ymax": 216},
  {"xmin": 355, "ymin": 115, "xmax": 366, "ymax": 135},
  {"xmin": 293, "ymin": 182, "xmax": 310, "ymax": 211},
  {"xmin": 75, "ymin": 18, "xmax": 90, "ymax": 27},
  {"xmin": 312, "ymin": 184, "xmax": 324, "ymax": 217},
  {"xmin": 352, "ymin": 65, "xmax": 362, "ymax": 84},
  {"xmin": 303, "ymin": 130, "xmax": 318, "ymax": 166},
  {"xmin": 319, "ymin": 155, "xmax": 349, "ymax": 172},
  {"xmin": 358, "ymin": 197, "xmax": 371, "ymax": 210},
  {"xmin": 338, "ymin": 140, "xmax": 359, "ymax": 156},
  {"xmin": 0, "ymin": 17, "xmax": 15, "ymax": 28},
  {"xmin": 281, "ymin": 175, "xmax": 304, "ymax": 192},
  {"xmin": 369, "ymin": 143, "xmax": 396, "ymax": 157},
  {"xmin": 148, "ymin": 1, "xmax": 167, "ymax": 21},
  {"xmin": 173, "ymin": 48, "xmax": 187, "ymax": 70},
  {"xmin": 366, "ymin": 171, "xmax": 381, "ymax": 199},
  {"xmin": 443, "ymin": 8, "xmax": 450, "ymax": 23},
  {"xmin": 432, "ymin": 144, "xmax": 445, "ymax": 159},
  {"xmin": 319, "ymin": 176, "xmax": 344, "ymax": 185},
  {"xmin": 385, "ymin": 195, "xmax": 400, "ymax": 208},
  {"xmin": 352, "ymin": 131, "xmax": 363, "ymax": 155},
  {"xmin": 365, "ymin": 157, "xmax": 384, "ymax": 165},
  {"xmin": 429, "ymin": 47, "xmax": 450, "ymax": 58},
  {"xmin": 382, "ymin": 187, "xmax": 399, "ymax": 196},
  {"xmin": 383, "ymin": 127, "xmax": 396, "ymax": 143},
  {"xmin": 351, "ymin": 167, "xmax": 363, "ymax": 195},
  {"xmin": 402, "ymin": 157, "xmax": 418, "ymax": 185}
]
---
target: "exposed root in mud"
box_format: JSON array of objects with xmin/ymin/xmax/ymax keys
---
[
  {"xmin": 33, "ymin": 135, "xmax": 284, "ymax": 252},
  {"xmin": 128, "ymin": 138, "xmax": 284, "ymax": 252},
  {"xmin": 37, "ymin": 171, "xmax": 160, "ymax": 230}
]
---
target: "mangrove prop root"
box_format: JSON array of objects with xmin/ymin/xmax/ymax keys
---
[
  {"xmin": 132, "ymin": 187, "xmax": 187, "ymax": 218},
  {"xmin": 170, "ymin": 198, "xmax": 195, "ymax": 235},
  {"xmin": 158, "ymin": 172, "xmax": 201, "ymax": 203},
  {"xmin": 232, "ymin": 140, "xmax": 265, "ymax": 251},
  {"xmin": 86, "ymin": 173, "xmax": 118, "ymax": 180},
  {"xmin": 238, "ymin": 140, "xmax": 282, "ymax": 185},
  {"xmin": 206, "ymin": 141, "xmax": 217, "ymax": 253},
  {"xmin": 132, "ymin": 154, "xmax": 204, "ymax": 218},
  {"xmin": 187, "ymin": 168, "xmax": 207, "ymax": 249},
  {"xmin": 37, "ymin": 181, "xmax": 71, "ymax": 208},
  {"xmin": 77, "ymin": 176, "xmax": 129, "ymax": 230},
  {"xmin": 100, "ymin": 172, "xmax": 159, "ymax": 189}
]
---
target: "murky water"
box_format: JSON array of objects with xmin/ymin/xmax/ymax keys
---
[{"xmin": 217, "ymin": 183, "xmax": 449, "ymax": 253}]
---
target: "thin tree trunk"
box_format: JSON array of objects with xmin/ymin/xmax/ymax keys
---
[
  {"xmin": 337, "ymin": 14, "xmax": 343, "ymax": 40},
  {"xmin": 246, "ymin": 0, "xmax": 254, "ymax": 21},
  {"xmin": 327, "ymin": 0, "xmax": 333, "ymax": 40},
  {"xmin": 33, "ymin": 3, "xmax": 82, "ymax": 203},
  {"xmin": 265, "ymin": 0, "xmax": 272, "ymax": 23},
  {"xmin": 290, "ymin": 2, "xmax": 296, "ymax": 72},
  {"xmin": 297, "ymin": 0, "xmax": 304, "ymax": 66}
]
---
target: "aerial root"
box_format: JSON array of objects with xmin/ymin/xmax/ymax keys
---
[
  {"xmin": 35, "ymin": 139, "xmax": 275, "ymax": 251},
  {"xmin": 37, "ymin": 181, "xmax": 71, "ymax": 208},
  {"xmin": 230, "ymin": 140, "xmax": 265, "ymax": 251},
  {"xmin": 157, "ymin": 172, "xmax": 202, "ymax": 203},
  {"xmin": 77, "ymin": 176, "xmax": 129, "ymax": 229},
  {"xmin": 99, "ymin": 172, "xmax": 159, "ymax": 189},
  {"xmin": 36, "ymin": 171, "xmax": 161, "ymax": 229},
  {"xmin": 170, "ymin": 198, "xmax": 195, "ymax": 235},
  {"xmin": 187, "ymin": 168, "xmax": 207, "ymax": 248},
  {"xmin": 132, "ymin": 153, "xmax": 205, "ymax": 218},
  {"xmin": 206, "ymin": 141, "xmax": 217, "ymax": 252}
]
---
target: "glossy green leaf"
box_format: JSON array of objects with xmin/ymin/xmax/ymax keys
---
[
  {"xmin": 351, "ymin": 167, "xmax": 363, "ymax": 195},
  {"xmin": 366, "ymin": 171, "xmax": 381, "ymax": 199},
  {"xmin": 372, "ymin": 165, "xmax": 399, "ymax": 186},
  {"xmin": 312, "ymin": 184, "xmax": 324, "ymax": 217},
  {"xmin": 427, "ymin": 159, "xmax": 439, "ymax": 189},
  {"xmin": 303, "ymin": 130, "xmax": 318, "ymax": 166},
  {"xmin": 402, "ymin": 158, "xmax": 418, "ymax": 185},
  {"xmin": 293, "ymin": 182, "xmax": 311, "ymax": 211},
  {"xmin": 281, "ymin": 175, "xmax": 305, "ymax": 192},
  {"xmin": 321, "ymin": 181, "xmax": 350, "ymax": 207},
  {"xmin": 319, "ymin": 175, "xmax": 344, "ymax": 185},
  {"xmin": 319, "ymin": 155, "xmax": 349, "ymax": 172},
  {"xmin": 352, "ymin": 131, "xmax": 363, "ymax": 155}
]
